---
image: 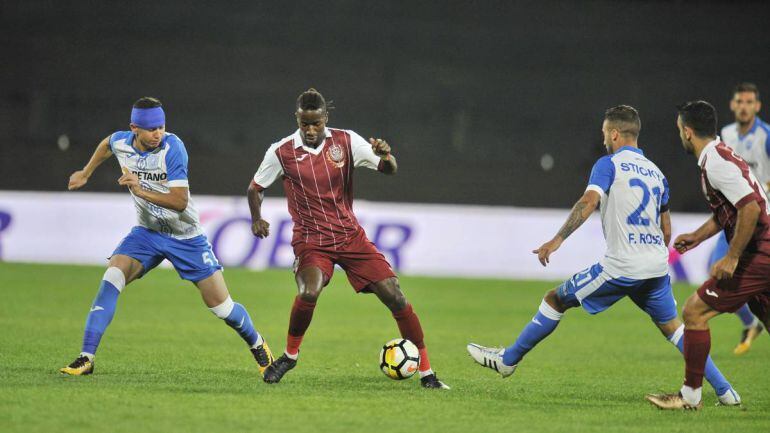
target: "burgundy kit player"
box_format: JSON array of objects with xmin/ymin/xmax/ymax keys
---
[{"xmin": 246, "ymin": 89, "xmax": 449, "ymax": 389}]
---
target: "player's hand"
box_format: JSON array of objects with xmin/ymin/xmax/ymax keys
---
[
  {"xmin": 118, "ymin": 167, "xmax": 140, "ymax": 192},
  {"xmin": 252, "ymin": 219, "xmax": 270, "ymax": 238},
  {"xmin": 711, "ymin": 255, "xmax": 739, "ymax": 280},
  {"xmin": 673, "ymin": 233, "xmax": 701, "ymax": 254},
  {"xmin": 68, "ymin": 170, "xmax": 89, "ymax": 190},
  {"xmin": 533, "ymin": 237, "xmax": 563, "ymax": 267},
  {"xmin": 369, "ymin": 138, "xmax": 391, "ymax": 158}
]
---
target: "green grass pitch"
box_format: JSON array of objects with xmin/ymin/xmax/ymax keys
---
[{"xmin": 1, "ymin": 262, "xmax": 768, "ymax": 432}]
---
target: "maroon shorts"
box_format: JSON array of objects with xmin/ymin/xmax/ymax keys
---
[
  {"xmin": 293, "ymin": 229, "xmax": 397, "ymax": 292},
  {"xmin": 697, "ymin": 252, "xmax": 770, "ymax": 323}
]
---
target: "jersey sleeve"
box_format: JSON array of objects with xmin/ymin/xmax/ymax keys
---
[
  {"xmin": 108, "ymin": 130, "xmax": 131, "ymax": 153},
  {"xmin": 585, "ymin": 156, "xmax": 615, "ymax": 197},
  {"xmin": 108, "ymin": 132, "xmax": 117, "ymax": 153},
  {"xmin": 705, "ymin": 154, "xmax": 758, "ymax": 208},
  {"xmin": 660, "ymin": 177, "xmax": 670, "ymax": 212},
  {"xmin": 164, "ymin": 135, "xmax": 189, "ymax": 188},
  {"xmin": 349, "ymin": 130, "xmax": 381, "ymax": 170},
  {"xmin": 252, "ymin": 144, "xmax": 284, "ymax": 191}
]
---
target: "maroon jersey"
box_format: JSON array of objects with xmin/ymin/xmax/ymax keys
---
[
  {"xmin": 699, "ymin": 139, "xmax": 770, "ymax": 255},
  {"xmin": 253, "ymin": 127, "xmax": 383, "ymax": 249}
]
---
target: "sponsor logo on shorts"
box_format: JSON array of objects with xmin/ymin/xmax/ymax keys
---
[{"xmin": 705, "ymin": 289, "xmax": 719, "ymax": 298}]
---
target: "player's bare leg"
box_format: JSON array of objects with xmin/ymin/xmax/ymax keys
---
[
  {"xmin": 195, "ymin": 271, "xmax": 273, "ymax": 376},
  {"xmin": 370, "ymin": 277, "xmax": 449, "ymax": 389},
  {"xmin": 647, "ymin": 294, "xmax": 721, "ymax": 410},
  {"xmin": 263, "ymin": 266, "xmax": 325, "ymax": 384},
  {"xmin": 60, "ymin": 255, "xmax": 142, "ymax": 375}
]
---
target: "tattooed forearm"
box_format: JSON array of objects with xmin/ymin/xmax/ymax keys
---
[{"xmin": 556, "ymin": 201, "xmax": 589, "ymax": 241}]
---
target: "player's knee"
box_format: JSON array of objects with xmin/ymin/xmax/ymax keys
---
[
  {"xmin": 656, "ymin": 318, "xmax": 682, "ymax": 338},
  {"xmin": 298, "ymin": 287, "xmax": 322, "ymax": 303},
  {"xmin": 108, "ymin": 255, "xmax": 142, "ymax": 284},
  {"xmin": 375, "ymin": 278, "xmax": 407, "ymax": 311},
  {"xmin": 682, "ymin": 310, "xmax": 703, "ymax": 327},
  {"xmin": 544, "ymin": 289, "xmax": 568, "ymax": 313},
  {"xmin": 103, "ymin": 266, "xmax": 127, "ymax": 292},
  {"xmin": 386, "ymin": 289, "xmax": 408, "ymax": 312},
  {"xmin": 682, "ymin": 295, "xmax": 707, "ymax": 327},
  {"xmin": 395, "ymin": 292, "xmax": 408, "ymax": 310},
  {"xmin": 682, "ymin": 309, "xmax": 699, "ymax": 327},
  {"xmin": 296, "ymin": 268, "xmax": 325, "ymax": 302}
]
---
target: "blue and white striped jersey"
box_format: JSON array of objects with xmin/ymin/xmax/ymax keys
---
[{"xmin": 109, "ymin": 131, "xmax": 203, "ymax": 239}]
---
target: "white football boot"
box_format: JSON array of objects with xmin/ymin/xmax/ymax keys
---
[
  {"xmin": 717, "ymin": 388, "xmax": 741, "ymax": 406},
  {"xmin": 466, "ymin": 343, "xmax": 516, "ymax": 378}
]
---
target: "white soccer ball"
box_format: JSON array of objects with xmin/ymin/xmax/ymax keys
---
[{"xmin": 379, "ymin": 338, "xmax": 420, "ymax": 380}]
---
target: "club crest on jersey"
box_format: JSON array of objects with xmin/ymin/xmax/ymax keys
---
[
  {"xmin": 326, "ymin": 144, "xmax": 345, "ymax": 168},
  {"xmin": 137, "ymin": 154, "xmax": 160, "ymax": 170}
]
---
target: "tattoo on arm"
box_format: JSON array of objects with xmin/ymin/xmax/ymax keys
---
[{"xmin": 556, "ymin": 201, "xmax": 588, "ymax": 240}]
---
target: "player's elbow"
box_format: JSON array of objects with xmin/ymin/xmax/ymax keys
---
[
  {"xmin": 173, "ymin": 196, "xmax": 188, "ymax": 212},
  {"xmin": 248, "ymin": 180, "xmax": 263, "ymax": 193},
  {"xmin": 247, "ymin": 181, "xmax": 265, "ymax": 200},
  {"xmin": 169, "ymin": 191, "xmax": 188, "ymax": 212},
  {"xmin": 580, "ymin": 191, "xmax": 600, "ymax": 211}
]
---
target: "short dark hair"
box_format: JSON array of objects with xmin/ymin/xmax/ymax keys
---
[
  {"xmin": 677, "ymin": 100, "xmax": 717, "ymax": 138},
  {"xmin": 296, "ymin": 88, "xmax": 326, "ymax": 111},
  {"xmin": 733, "ymin": 82, "xmax": 760, "ymax": 100},
  {"xmin": 133, "ymin": 97, "xmax": 162, "ymax": 109},
  {"xmin": 604, "ymin": 105, "xmax": 641, "ymax": 137}
]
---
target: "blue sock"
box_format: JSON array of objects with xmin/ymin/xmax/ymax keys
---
[
  {"xmin": 668, "ymin": 324, "xmax": 731, "ymax": 395},
  {"xmin": 735, "ymin": 304, "xmax": 757, "ymax": 328},
  {"xmin": 81, "ymin": 269, "xmax": 124, "ymax": 355},
  {"xmin": 210, "ymin": 297, "xmax": 260, "ymax": 347},
  {"xmin": 503, "ymin": 299, "xmax": 563, "ymax": 366}
]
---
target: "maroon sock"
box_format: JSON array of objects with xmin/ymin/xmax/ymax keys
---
[
  {"xmin": 393, "ymin": 304, "xmax": 431, "ymax": 371},
  {"xmin": 683, "ymin": 328, "xmax": 711, "ymax": 389},
  {"xmin": 286, "ymin": 296, "xmax": 316, "ymax": 355}
]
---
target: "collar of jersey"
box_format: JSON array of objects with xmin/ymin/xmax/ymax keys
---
[
  {"xmin": 698, "ymin": 136, "xmax": 721, "ymax": 166},
  {"xmin": 129, "ymin": 133, "xmax": 167, "ymax": 156},
  {"xmin": 293, "ymin": 128, "xmax": 332, "ymax": 155},
  {"xmin": 615, "ymin": 145, "xmax": 643, "ymax": 155},
  {"xmin": 739, "ymin": 116, "xmax": 764, "ymax": 139}
]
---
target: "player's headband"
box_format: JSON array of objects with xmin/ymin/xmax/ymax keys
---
[{"xmin": 130, "ymin": 107, "xmax": 165, "ymax": 129}]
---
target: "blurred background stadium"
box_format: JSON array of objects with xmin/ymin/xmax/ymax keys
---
[
  {"xmin": 3, "ymin": 0, "xmax": 770, "ymax": 281},
  {"xmin": 4, "ymin": 2, "xmax": 770, "ymax": 433},
  {"xmin": 3, "ymin": 1, "xmax": 769, "ymax": 210}
]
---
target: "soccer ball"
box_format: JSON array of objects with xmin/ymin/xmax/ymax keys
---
[{"xmin": 379, "ymin": 338, "xmax": 420, "ymax": 380}]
